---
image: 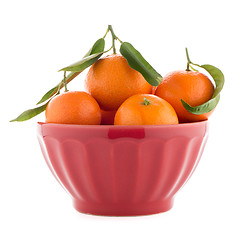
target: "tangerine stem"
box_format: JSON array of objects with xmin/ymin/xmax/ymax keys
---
[
  {"xmin": 185, "ymin": 48, "xmax": 192, "ymax": 64},
  {"xmin": 185, "ymin": 48, "xmax": 192, "ymax": 71},
  {"xmin": 63, "ymin": 71, "xmax": 68, "ymax": 92},
  {"xmin": 108, "ymin": 25, "xmax": 117, "ymax": 37},
  {"xmin": 142, "ymin": 97, "xmax": 151, "ymax": 106},
  {"xmin": 108, "ymin": 25, "xmax": 118, "ymax": 54}
]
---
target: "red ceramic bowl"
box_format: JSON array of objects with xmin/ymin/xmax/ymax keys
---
[{"xmin": 37, "ymin": 121, "xmax": 209, "ymax": 216}]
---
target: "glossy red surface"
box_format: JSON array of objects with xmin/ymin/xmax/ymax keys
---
[{"xmin": 37, "ymin": 121, "xmax": 209, "ymax": 216}]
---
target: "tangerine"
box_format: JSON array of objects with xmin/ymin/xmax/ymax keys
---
[
  {"xmin": 114, "ymin": 94, "xmax": 178, "ymax": 125},
  {"xmin": 45, "ymin": 91, "xmax": 101, "ymax": 125},
  {"xmin": 85, "ymin": 54, "xmax": 152, "ymax": 111},
  {"xmin": 155, "ymin": 70, "xmax": 214, "ymax": 123}
]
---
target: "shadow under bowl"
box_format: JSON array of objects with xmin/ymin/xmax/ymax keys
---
[{"xmin": 37, "ymin": 121, "xmax": 209, "ymax": 216}]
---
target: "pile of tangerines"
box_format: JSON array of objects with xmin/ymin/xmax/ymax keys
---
[
  {"xmin": 11, "ymin": 26, "xmax": 224, "ymax": 125},
  {"xmin": 46, "ymin": 53, "xmax": 213, "ymax": 125}
]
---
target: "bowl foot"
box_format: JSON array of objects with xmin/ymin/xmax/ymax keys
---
[{"xmin": 73, "ymin": 199, "xmax": 173, "ymax": 216}]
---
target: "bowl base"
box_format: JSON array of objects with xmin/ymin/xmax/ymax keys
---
[{"xmin": 73, "ymin": 199, "xmax": 173, "ymax": 216}]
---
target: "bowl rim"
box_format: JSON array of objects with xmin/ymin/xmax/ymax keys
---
[{"xmin": 37, "ymin": 120, "xmax": 208, "ymax": 129}]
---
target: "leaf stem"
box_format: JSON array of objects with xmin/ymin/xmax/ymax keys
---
[
  {"xmin": 189, "ymin": 64, "xmax": 199, "ymax": 72},
  {"xmin": 103, "ymin": 27, "xmax": 109, "ymax": 39},
  {"xmin": 116, "ymin": 36, "xmax": 123, "ymax": 44}
]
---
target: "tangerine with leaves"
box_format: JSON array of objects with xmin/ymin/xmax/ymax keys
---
[
  {"xmin": 45, "ymin": 91, "xmax": 101, "ymax": 125},
  {"xmin": 155, "ymin": 70, "xmax": 214, "ymax": 123},
  {"xmin": 114, "ymin": 94, "xmax": 179, "ymax": 125},
  {"xmin": 85, "ymin": 54, "xmax": 153, "ymax": 111}
]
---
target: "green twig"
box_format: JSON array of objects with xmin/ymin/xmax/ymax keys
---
[
  {"xmin": 108, "ymin": 25, "xmax": 117, "ymax": 53},
  {"xmin": 185, "ymin": 48, "xmax": 192, "ymax": 64},
  {"xmin": 108, "ymin": 25, "xmax": 123, "ymax": 53},
  {"xmin": 63, "ymin": 71, "xmax": 68, "ymax": 92}
]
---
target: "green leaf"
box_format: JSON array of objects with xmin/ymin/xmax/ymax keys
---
[
  {"xmin": 36, "ymin": 72, "xmax": 80, "ymax": 105},
  {"xmin": 182, "ymin": 63, "xmax": 224, "ymax": 115},
  {"xmin": 36, "ymin": 86, "xmax": 58, "ymax": 105},
  {"xmin": 198, "ymin": 64, "xmax": 224, "ymax": 98},
  {"xmin": 120, "ymin": 42, "xmax": 162, "ymax": 86},
  {"xmin": 59, "ymin": 51, "xmax": 105, "ymax": 72},
  {"xmin": 181, "ymin": 94, "xmax": 220, "ymax": 115},
  {"xmin": 37, "ymin": 38, "xmax": 105, "ymax": 105},
  {"xmin": 83, "ymin": 38, "xmax": 105, "ymax": 57},
  {"xmin": 10, "ymin": 102, "xmax": 49, "ymax": 122},
  {"xmin": 59, "ymin": 38, "xmax": 106, "ymax": 72}
]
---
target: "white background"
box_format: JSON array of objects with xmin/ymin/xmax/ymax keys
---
[{"xmin": 1, "ymin": 0, "xmax": 240, "ymax": 239}]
